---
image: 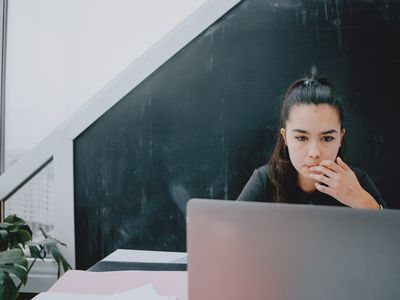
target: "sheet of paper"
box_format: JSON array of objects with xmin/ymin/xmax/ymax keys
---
[
  {"xmin": 33, "ymin": 284, "xmax": 176, "ymax": 300},
  {"xmin": 102, "ymin": 249, "xmax": 187, "ymax": 264},
  {"xmin": 47, "ymin": 270, "xmax": 187, "ymax": 299}
]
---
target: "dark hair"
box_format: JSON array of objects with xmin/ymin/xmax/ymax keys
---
[{"xmin": 268, "ymin": 67, "xmax": 346, "ymax": 203}]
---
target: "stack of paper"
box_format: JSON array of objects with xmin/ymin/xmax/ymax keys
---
[{"xmin": 32, "ymin": 284, "xmax": 176, "ymax": 300}]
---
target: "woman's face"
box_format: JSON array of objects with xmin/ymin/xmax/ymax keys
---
[{"xmin": 280, "ymin": 104, "xmax": 345, "ymax": 179}]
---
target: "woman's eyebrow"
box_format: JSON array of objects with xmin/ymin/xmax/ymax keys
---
[
  {"xmin": 291, "ymin": 129, "xmax": 338, "ymax": 134},
  {"xmin": 320, "ymin": 129, "xmax": 338, "ymax": 134},
  {"xmin": 291, "ymin": 129, "xmax": 309, "ymax": 134}
]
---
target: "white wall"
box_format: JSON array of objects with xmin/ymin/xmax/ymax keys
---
[
  {"xmin": 5, "ymin": 0, "xmax": 206, "ymax": 166},
  {"xmin": 1, "ymin": 0, "xmax": 240, "ymax": 281}
]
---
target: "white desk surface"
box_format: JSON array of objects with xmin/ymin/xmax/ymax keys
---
[
  {"xmin": 45, "ymin": 250, "xmax": 188, "ymax": 299},
  {"xmin": 47, "ymin": 269, "xmax": 187, "ymax": 299}
]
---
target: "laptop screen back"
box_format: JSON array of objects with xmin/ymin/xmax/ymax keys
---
[{"xmin": 187, "ymin": 199, "xmax": 400, "ymax": 300}]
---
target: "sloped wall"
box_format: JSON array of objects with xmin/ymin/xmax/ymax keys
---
[{"xmin": 74, "ymin": 0, "xmax": 400, "ymax": 269}]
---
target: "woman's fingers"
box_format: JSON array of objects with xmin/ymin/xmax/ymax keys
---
[
  {"xmin": 315, "ymin": 182, "xmax": 336, "ymax": 197},
  {"xmin": 309, "ymin": 173, "xmax": 331, "ymax": 186},
  {"xmin": 336, "ymin": 157, "xmax": 351, "ymax": 172},
  {"xmin": 319, "ymin": 159, "xmax": 345, "ymax": 173},
  {"xmin": 309, "ymin": 165, "xmax": 336, "ymax": 179}
]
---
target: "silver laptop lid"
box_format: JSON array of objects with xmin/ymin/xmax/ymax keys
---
[{"xmin": 187, "ymin": 199, "xmax": 400, "ymax": 300}]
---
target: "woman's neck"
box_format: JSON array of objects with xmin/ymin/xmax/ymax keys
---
[{"xmin": 297, "ymin": 173, "xmax": 317, "ymax": 193}]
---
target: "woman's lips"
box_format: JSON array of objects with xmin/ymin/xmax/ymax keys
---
[
  {"xmin": 305, "ymin": 164, "xmax": 323, "ymax": 176},
  {"xmin": 305, "ymin": 164, "xmax": 319, "ymax": 168}
]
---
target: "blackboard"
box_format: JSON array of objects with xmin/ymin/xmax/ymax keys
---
[{"xmin": 74, "ymin": 0, "xmax": 400, "ymax": 269}]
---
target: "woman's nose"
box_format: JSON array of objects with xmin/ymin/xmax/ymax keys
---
[{"xmin": 308, "ymin": 142, "xmax": 321, "ymax": 158}]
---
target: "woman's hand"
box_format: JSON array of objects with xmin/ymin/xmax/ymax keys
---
[{"xmin": 308, "ymin": 157, "xmax": 380, "ymax": 209}]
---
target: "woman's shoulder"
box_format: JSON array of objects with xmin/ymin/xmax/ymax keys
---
[
  {"xmin": 350, "ymin": 165, "xmax": 369, "ymax": 179},
  {"xmin": 252, "ymin": 164, "xmax": 270, "ymax": 183},
  {"xmin": 237, "ymin": 164, "xmax": 271, "ymax": 202},
  {"xmin": 344, "ymin": 165, "xmax": 375, "ymax": 186},
  {"xmin": 349, "ymin": 165, "xmax": 378, "ymax": 187}
]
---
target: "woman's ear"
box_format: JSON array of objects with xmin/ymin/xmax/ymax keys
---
[
  {"xmin": 280, "ymin": 128, "xmax": 287, "ymax": 145},
  {"xmin": 340, "ymin": 128, "xmax": 346, "ymax": 145}
]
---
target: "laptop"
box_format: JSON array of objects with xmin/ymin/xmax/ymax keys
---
[{"xmin": 187, "ymin": 199, "xmax": 400, "ymax": 300}]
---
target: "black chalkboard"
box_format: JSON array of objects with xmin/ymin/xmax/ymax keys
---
[{"xmin": 74, "ymin": 0, "xmax": 400, "ymax": 269}]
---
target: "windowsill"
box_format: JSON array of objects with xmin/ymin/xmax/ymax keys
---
[{"xmin": 18, "ymin": 257, "xmax": 62, "ymax": 293}]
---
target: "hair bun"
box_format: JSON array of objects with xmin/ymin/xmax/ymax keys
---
[{"xmin": 303, "ymin": 79, "xmax": 319, "ymax": 87}]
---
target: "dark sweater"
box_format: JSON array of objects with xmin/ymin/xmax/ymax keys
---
[{"xmin": 237, "ymin": 165, "xmax": 386, "ymax": 208}]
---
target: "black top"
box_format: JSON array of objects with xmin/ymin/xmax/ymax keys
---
[{"xmin": 237, "ymin": 165, "xmax": 386, "ymax": 208}]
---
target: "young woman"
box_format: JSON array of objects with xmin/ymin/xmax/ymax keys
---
[{"xmin": 238, "ymin": 68, "xmax": 386, "ymax": 209}]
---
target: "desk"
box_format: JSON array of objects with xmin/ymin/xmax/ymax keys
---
[
  {"xmin": 48, "ymin": 270, "xmax": 188, "ymax": 299},
  {"xmin": 47, "ymin": 250, "xmax": 188, "ymax": 299}
]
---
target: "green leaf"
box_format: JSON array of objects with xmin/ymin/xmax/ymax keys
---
[
  {"xmin": 27, "ymin": 244, "xmax": 44, "ymax": 261},
  {"xmin": 9, "ymin": 229, "xmax": 32, "ymax": 245},
  {"xmin": 0, "ymin": 215, "xmax": 33, "ymax": 250},
  {"xmin": 50, "ymin": 247, "xmax": 71, "ymax": 278},
  {"xmin": 4, "ymin": 215, "xmax": 26, "ymax": 224},
  {"xmin": 37, "ymin": 233, "xmax": 72, "ymax": 278},
  {"xmin": 0, "ymin": 230, "xmax": 9, "ymax": 241},
  {"xmin": 0, "ymin": 230, "xmax": 9, "ymax": 251},
  {"xmin": 0, "ymin": 249, "xmax": 28, "ymax": 287},
  {"xmin": 51, "ymin": 247, "xmax": 62, "ymax": 278},
  {"xmin": 0, "ymin": 249, "xmax": 28, "ymax": 269},
  {"xmin": 60, "ymin": 255, "xmax": 72, "ymax": 274},
  {"xmin": 0, "ymin": 271, "xmax": 18, "ymax": 300},
  {"xmin": 39, "ymin": 237, "xmax": 66, "ymax": 248},
  {"xmin": 39, "ymin": 228, "xmax": 48, "ymax": 239},
  {"xmin": 0, "ymin": 222, "xmax": 13, "ymax": 230},
  {"xmin": 0, "ymin": 265, "xmax": 28, "ymax": 286}
]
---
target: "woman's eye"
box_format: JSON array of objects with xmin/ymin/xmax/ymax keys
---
[
  {"xmin": 322, "ymin": 136, "xmax": 334, "ymax": 142},
  {"xmin": 295, "ymin": 136, "xmax": 308, "ymax": 141}
]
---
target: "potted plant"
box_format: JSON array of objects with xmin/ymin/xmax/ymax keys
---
[{"xmin": 0, "ymin": 214, "xmax": 71, "ymax": 299}]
